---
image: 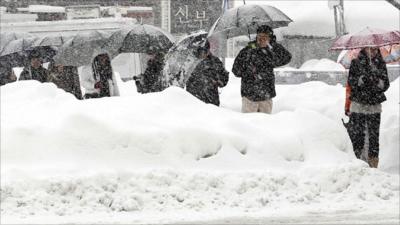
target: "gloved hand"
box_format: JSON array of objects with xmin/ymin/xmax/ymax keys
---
[{"xmin": 345, "ymin": 109, "xmax": 351, "ymax": 117}]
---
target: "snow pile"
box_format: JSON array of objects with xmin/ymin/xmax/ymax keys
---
[
  {"xmin": 1, "ymin": 70, "xmax": 399, "ymax": 223},
  {"xmin": 299, "ymin": 58, "xmax": 345, "ymax": 71}
]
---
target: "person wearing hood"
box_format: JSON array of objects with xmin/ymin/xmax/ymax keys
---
[
  {"xmin": 347, "ymin": 47, "xmax": 390, "ymax": 168},
  {"xmin": 232, "ymin": 25, "xmax": 291, "ymax": 113},
  {"xmin": 83, "ymin": 53, "xmax": 120, "ymax": 98},
  {"xmin": 19, "ymin": 50, "xmax": 49, "ymax": 83},
  {"xmin": 186, "ymin": 41, "xmax": 229, "ymax": 106}
]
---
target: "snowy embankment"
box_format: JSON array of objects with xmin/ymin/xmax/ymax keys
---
[{"xmin": 1, "ymin": 62, "xmax": 399, "ymax": 223}]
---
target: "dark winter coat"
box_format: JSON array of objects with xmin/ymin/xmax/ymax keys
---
[
  {"xmin": 19, "ymin": 66, "xmax": 49, "ymax": 83},
  {"xmin": 48, "ymin": 66, "xmax": 83, "ymax": 99},
  {"xmin": 0, "ymin": 64, "xmax": 17, "ymax": 86},
  {"xmin": 186, "ymin": 54, "xmax": 229, "ymax": 106},
  {"xmin": 347, "ymin": 50, "xmax": 390, "ymax": 105},
  {"xmin": 136, "ymin": 54, "xmax": 164, "ymax": 93},
  {"xmin": 92, "ymin": 56, "xmax": 113, "ymax": 98},
  {"xmin": 232, "ymin": 41, "xmax": 291, "ymax": 101}
]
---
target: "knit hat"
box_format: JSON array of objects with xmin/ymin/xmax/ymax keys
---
[{"xmin": 256, "ymin": 25, "xmax": 274, "ymax": 36}]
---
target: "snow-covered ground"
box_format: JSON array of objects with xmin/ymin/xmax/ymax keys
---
[{"xmin": 1, "ymin": 59, "xmax": 399, "ymax": 224}]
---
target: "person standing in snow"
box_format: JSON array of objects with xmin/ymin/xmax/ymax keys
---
[
  {"xmin": 186, "ymin": 41, "xmax": 229, "ymax": 106},
  {"xmin": 232, "ymin": 25, "xmax": 291, "ymax": 113},
  {"xmin": 19, "ymin": 51, "xmax": 49, "ymax": 83},
  {"xmin": 85, "ymin": 53, "xmax": 119, "ymax": 98},
  {"xmin": 133, "ymin": 52, "xmax": 165, "ymax": 94},
  {"xmin": 0, "ymin": 61, "xmax": 17, "ymax": 86},
  {"xmin": 48, "ymin": 62, "xmax": 83, "ymax": 99},
  {"xmin": 347, "ymin": 47, "xmax": 390, "ymax": 168}
]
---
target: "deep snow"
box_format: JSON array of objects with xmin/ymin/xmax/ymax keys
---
[{"xmin": 0, "ymin": 59, "xmax": 399, "ymax": 224}]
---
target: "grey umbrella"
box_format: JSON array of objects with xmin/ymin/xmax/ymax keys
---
[
  {"xmin": 208, "ymin": 4, "xmax": 292, "ymax": 39},
  {"xmin": 0, "ymin": 36, "xmax": 58, "ymax": 67},
  {"xmin": 31, "ymin": 33, "xmax": 73, "ymax": 49},
  {"xmin": 103, "ymin": 24, "xmax": 175, "ymax": 56},
  {"xmin": 0, "ymin": 32, "xmax": 33, "ymax": 52},
  {"xmin": 53, "ymin": 30, "xmax": 114, "ymax": 67}
]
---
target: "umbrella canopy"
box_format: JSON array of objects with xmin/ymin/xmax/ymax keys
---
[
  {"xmin": 31, "ymin": 34, "xmax": 73, "ymax": 49},
  {"xmin": 0, "ymin": 32, "xmax": 33, "ymax": 52},
  {"xmin": 103, "ymin": 24, "xmax": 175, "ymax": 55},
  {"xmin": 208, "ymin": 4, "xmax": 292, "ymax": 39},
  {"xmin": 162, "ymin": 31, "xmax": 207, "ymax": 88},
  {"xmin": 330, "ymin": 27, "xmax": 400, "ymax": 50},
  {"xmin": 337, "ymin": 44, "xmax": 400, "ymax": 69},
  {"xmin": 0, "ymin": 37, "xmax": 57, "ymax": 67},
  {"xmin": 53, "ymin": 30, "xmax": 114, "ymax": 67}
]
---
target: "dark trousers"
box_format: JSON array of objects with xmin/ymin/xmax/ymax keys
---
[{"xmin": 349, "ymin": 113, "xmax": 381, "ymax": 158}]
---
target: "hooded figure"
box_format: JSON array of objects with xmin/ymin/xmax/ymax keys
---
[
  {"xmin": 186, "ymin": 41, "xmax": 229, "ymax": 106},
  {"xmin": 87, "ymin": 53, "xmax": 120, "ymax": 98},
  {"xmin": 232, "ymin": 25, "xmax": 291, "ymax": 113},
  {"xmin": 19, "ymin": 50, "xmax": 49, "ymax": 83},
  {"xmin": 347, "ymin": 47, "xmax": 390, "ymax": 168}
]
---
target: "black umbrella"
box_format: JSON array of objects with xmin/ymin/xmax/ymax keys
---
[{"xmin": 103, "ymin": 24, "xmax": 175, "ymax": 55}]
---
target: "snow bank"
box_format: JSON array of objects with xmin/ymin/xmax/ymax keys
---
[
  {"xmin": 299, "ymin": 58, "xmax": 345, "ymax": 71},
  {"xmin": 1, "ymin": 67, "xmax": 399, "ymax": 223}
]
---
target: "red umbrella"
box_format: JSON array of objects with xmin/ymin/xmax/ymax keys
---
[
  {"xmin": 337, "ymin": 44, "xmax": 400, "ymax": 69},
  {"xmin": 330, "ymin": 27, "xmax": 400, "ymax": 50}
]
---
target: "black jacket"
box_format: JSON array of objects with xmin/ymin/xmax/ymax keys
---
[
  {"xmin": 186, "ymin": 54, "xmax": 229, "ymax": 106},
  {"xmin": 19, "ymin": 66, "xmax": 49, "ymax": 83},
  {"xmin": 348, "ymin": 50, "xmax": 390, "ymax": 105},
  {"xmin": 136, "ymin": 55, "xmax": 164, "ymax": 93},
  {"xmin": 232, "ymin": 41, "xmax": 291, "ymax": 101}
]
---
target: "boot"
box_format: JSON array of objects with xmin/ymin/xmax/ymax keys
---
[{"xmin": 368, "ymin": 157, "xmax": 379, "ymax": 168}]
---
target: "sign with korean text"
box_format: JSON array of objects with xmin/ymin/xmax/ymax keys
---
[{"xmin": 171, "ymin": 0, "xmax": 223, "ymax": 34}]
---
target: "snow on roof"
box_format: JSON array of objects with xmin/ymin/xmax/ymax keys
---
[
  {"xmin": 127, "ymin": 6, "xmax": 153, "ymax": 11},
  {"xmin": 0, "ymin": 13, "xmax": 38, "ymax": 23},
  {"xmin": 28, "ymin": 5, "xmax": 65, "ymax": 13},
  {"xmin": 236, "ymin": 0, "xmax": 399, "ymax": 37}
]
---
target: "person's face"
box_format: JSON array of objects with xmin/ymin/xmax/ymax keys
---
[
  {"xmin": 98, "ymin": 55, "xmax": 109, "ymax": 65},
  {"xmin": 198, "ymin": 49, "xmax": 209, "ymax": 59},
  {"xmin": 365, "ymin": 47, "xmax": 379, "ymax": 58},
  {"xmin": 30, "ymin": 57, "xmax": 41, "ymax": 69},
  {"xmin": 256, "ymin": 33, "xmax": 270, "ymax": 48},
  {"xmin": 55, "ymin": 64, "xmax": 64, "ymax": 73}
]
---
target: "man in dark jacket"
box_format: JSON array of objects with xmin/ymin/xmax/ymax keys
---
[
  {"xmin": 0, "ymin": 61, "xmax": 17, "ymax": 86},
  {"xmin": 134, "ymin": 52, "xmax": 165, "ymax": 94},
  {"xmin": 48, "ymin": 63, "xmax": 83, "ymax": 99},
  {"xmin": 186, "ymin": 41, "xmax": 229, "ymax": 106},
  {"xmin": 347, "ymin": 47, "xmax": 390, "ymax": 168},
  {"xmin": 232, "ymin": 25, "xmax": 291, "ymax": 113},
  {"xmin": 19, "ymin": 51, "xmax": 49, "ymax": 83}
]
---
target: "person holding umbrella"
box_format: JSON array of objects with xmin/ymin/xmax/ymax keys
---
[
  {"xmin": 186, "ymin": 40, "xmax": 229, "ymax": 106},
  {"xmin": 19, "ymin": 50, "xmax": 49, "ymax": 83},
  {"xmin": 133, "ymin": 51, "xmax": 165, "ymax": 94},
  {"xmin": 0, "ymin": 60, "xmax": 17, "ymax": 86},
  {"xmin": 232, "ymin": 25, "xmax": 291, "ymax": 113},
  {"xmin": 347, "ymin": 47, "xmax": 390, "ymax": 168},
  {"xmin": 86, "ymin": 53, "xmax": 119, "ymax": 98},
  {"xmin": 48, "ymin": 62, "xmax": 83, "ymax": 100}
]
